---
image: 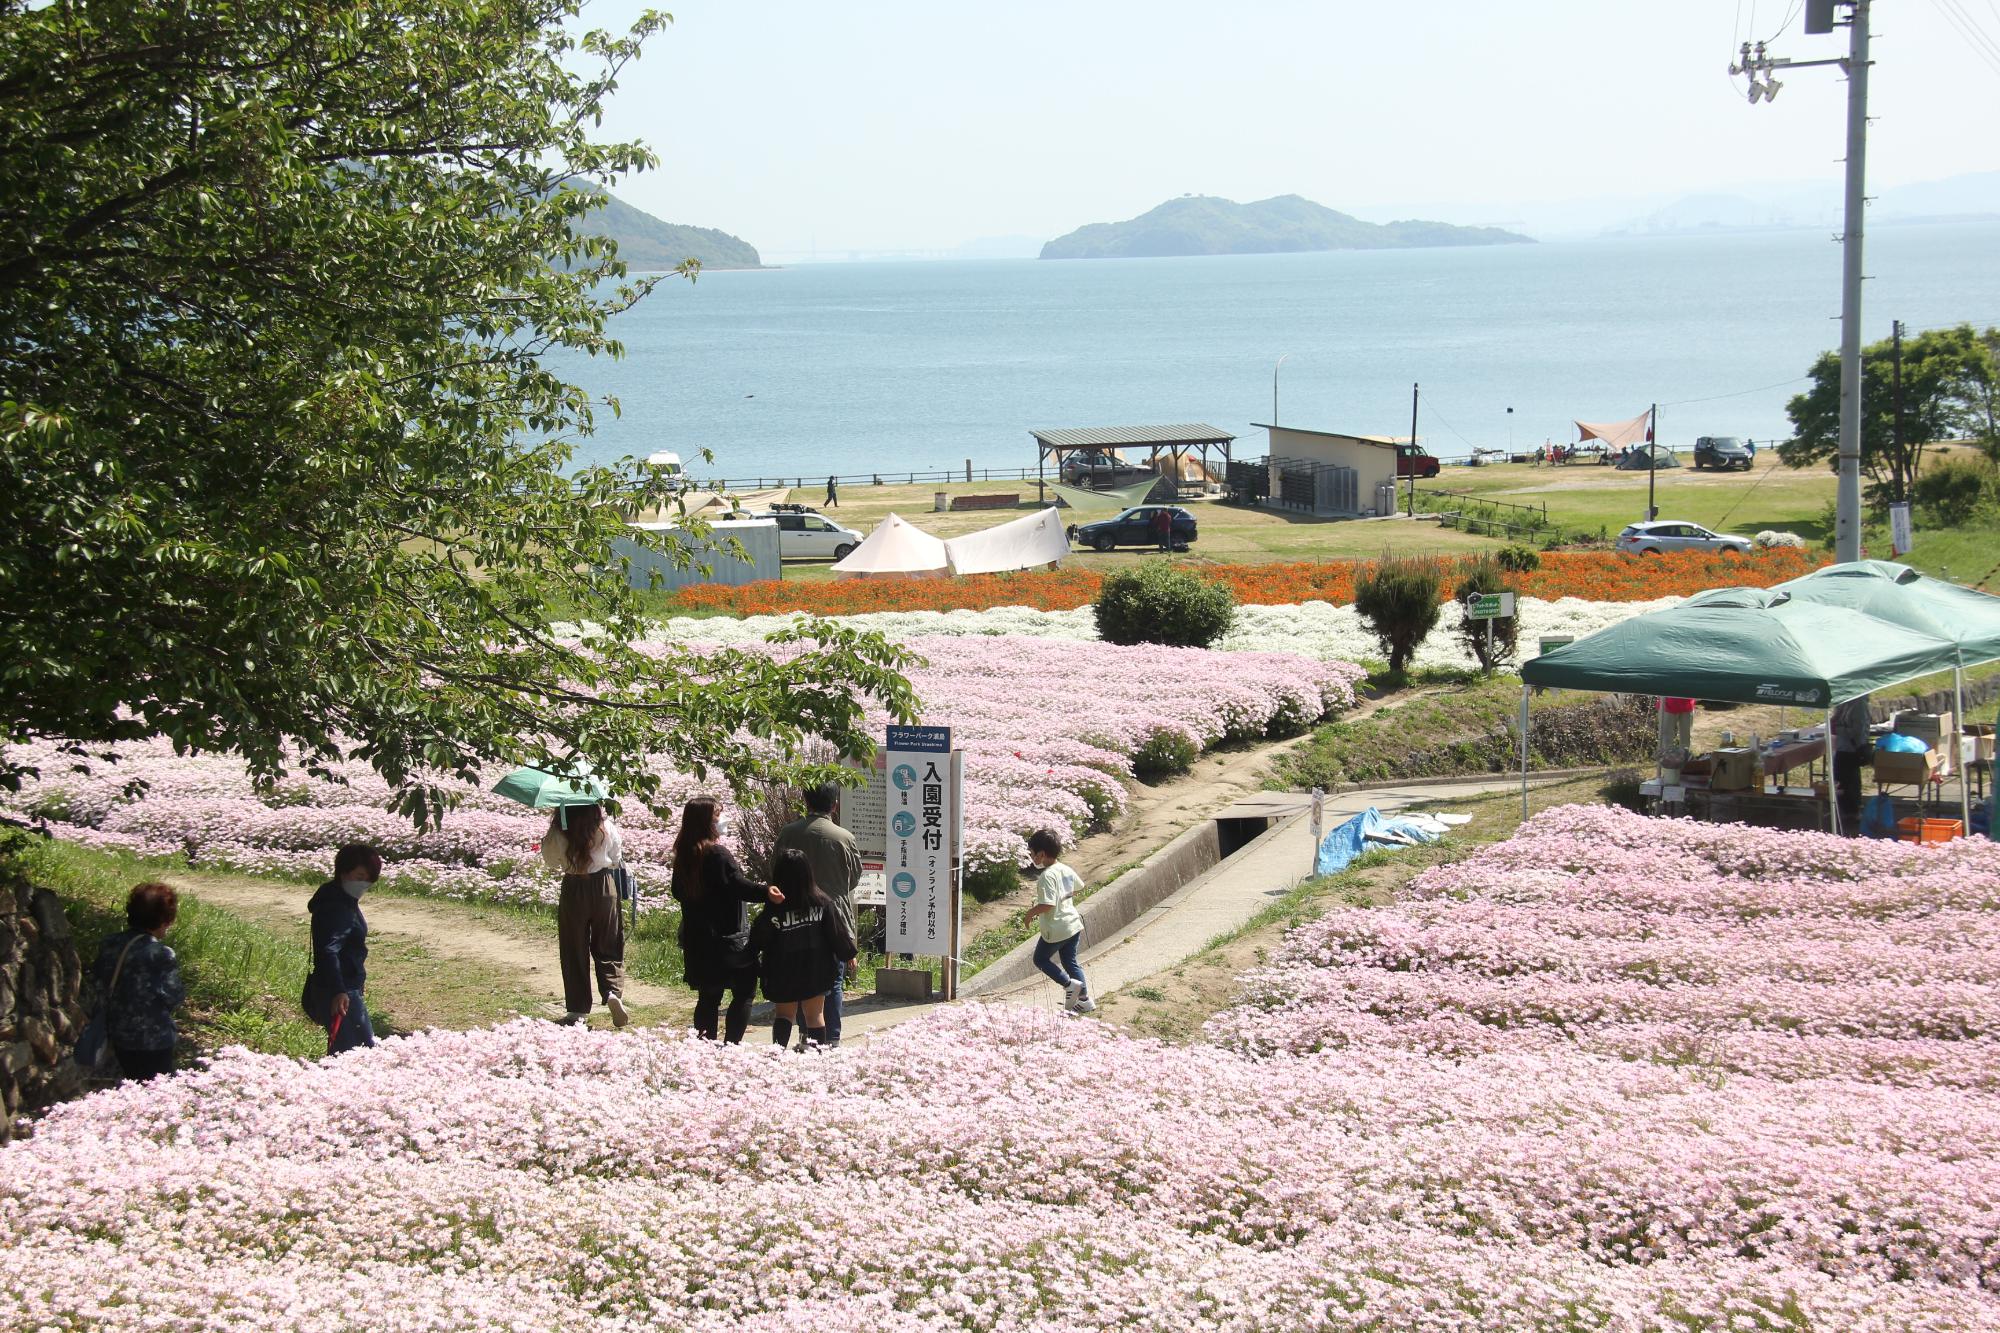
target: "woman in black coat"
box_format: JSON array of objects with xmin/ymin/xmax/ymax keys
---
[
  {"xmin": 750, "ymin": 848, "xmax": 858, "ymax": 1050},
  {"xmin": 670, "ymin": 798, "xmax": 774, "ymax": 1043}
]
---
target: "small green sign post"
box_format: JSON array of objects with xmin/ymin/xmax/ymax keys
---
[{"xmin": 1467, "ymin": 591, "xmax": 1515, "ymax": 620}]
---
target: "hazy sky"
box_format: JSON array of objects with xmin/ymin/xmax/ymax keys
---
[{"xmin": 584, "ymin": 0, "xmax": 2000, "ymax": 254}]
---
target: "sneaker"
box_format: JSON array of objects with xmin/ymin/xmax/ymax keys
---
[
  {"xmin": 562, "ymin": 1011, "xmax": 589, "ymax": 1027},
  {"xmin": 1073, "ymin": 993, "xmax": 1097, "ymax": 1015},
  {"xmin": 1063, "ymin": 980, "xmax": 1085, "ymax": 1011},
  {"xmin": 606, "ymin": 994, "xmax": 630, "ymax": 1029}
]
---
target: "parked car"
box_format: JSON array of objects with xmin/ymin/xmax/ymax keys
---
[
  {"xmin": 1692, "ymin": 436, "xmax": 1754, "ymax": 471},
  {"xmin": 739, "ymin": 507, "xmax": 864, "ymax": 561},
  {"xmin": 1616, "ymin": 520, "xmax": 1752, "ymax": 556},
  {"xmin": 1060, "ymin": 450, "xmax": 1148, "ymax": 485},
  {"xmin": 1073, "ymin": 505, "xmax": 1198, "ymax": 552},
  {"xmin": 1396, "ymin": 443, "xmax": 1441, "ymax": 479}
]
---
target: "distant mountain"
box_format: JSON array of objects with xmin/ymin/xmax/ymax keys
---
[
  {"xmin": 573, "ymin": 188, "xmax": 763, "ymax": 270},
  {"xmin": 1039, "ymin": 194, "xmax": 1532, "ymax": 260}
]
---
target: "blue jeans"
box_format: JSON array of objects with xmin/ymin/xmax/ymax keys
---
[
  {"xmin": 1033, "ymin": 929, "xmax": 1086, "ymax": 991},
  {"xmin": 328, "ymin": 990, "xmax": 376, "ymax": 1055},
  {"xmin": 823, "ymin": 971, "xmax": 845, "ymax": 1044}
]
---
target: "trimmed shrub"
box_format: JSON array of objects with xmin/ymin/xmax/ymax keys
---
[
  {"xmin": 1354, "ymin": 554, "xmax": 1446, "ymax": 674},
  {"xmin": 1496, "ymin": 544, "xmax": 1542, "ymax": 573},
  {"xmin": 1452, "ymin": 556, "xmax": 1519, "ymax": 673},
  {"xmin": 1912, "ymin": 456, "xmax": 2000, "ymax": 528},
  {"xmin": 1092, "ymin": 562, "xmax": 1236, "ymax": 648},
  {"xmin": 1132, "ymin": 727, "xmax": 1198, "ymax": 781}
]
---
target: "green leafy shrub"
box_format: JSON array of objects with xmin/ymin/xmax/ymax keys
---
[
  {"xmin": 1353, "ymin": 554, "xmax": 1446, "ymax": 674},
  {"xmin": 1076, "ymin": 780, "xmax": 1119, "ymax": 830},
  {"xmin": 1452, "ymin": 556, "xmax": 1519, "ymax": 673},
  {"xmin": 1133, "ymin": 727, "xmax": 1198, "ymax": 780},
  {"xmin": 1912, "ymin": 457, "xmax": 2000, "ymax": 528},
  {"xmin": 1496, "ymin": 545, "xmax": 1542, "ymax": 573},
  {"xmin": 1092, "ymin": 562, "xmax": 1235, "ymax": 648},
  {"xmin": 963, "ymin": 860, "xmax": 1020, "ymax": 903}
]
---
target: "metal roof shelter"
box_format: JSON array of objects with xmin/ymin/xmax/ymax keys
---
[{"xmin": 1030, "ymin": 424, "xmax": 1234, "ymax": 503}]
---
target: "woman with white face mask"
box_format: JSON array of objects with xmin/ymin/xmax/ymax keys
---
[{"xmin": 306, "ymin": 843, "xmax": 382, "ymax": 1055}]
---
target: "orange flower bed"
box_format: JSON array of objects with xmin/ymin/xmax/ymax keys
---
[{"xmin": 670, "ymin": 548, "xmax": 1827, "ymax": 618}]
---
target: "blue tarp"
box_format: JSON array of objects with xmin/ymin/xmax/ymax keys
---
[{"xmin": 1315, "ymin": 808, "xmax": 1444, "ymax": 877}]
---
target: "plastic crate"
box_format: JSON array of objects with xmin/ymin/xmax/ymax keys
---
[{"xmin": 1896, "ymin": 817, "xmax": 1963, "ymax": 844}]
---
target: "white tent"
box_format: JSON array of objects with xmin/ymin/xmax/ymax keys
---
[
  {"xmin": 944, "ymin": 507, "xmax": 1070, "ymax": 576},
  {"xmin": 830, "ymin": 512, "xmax": 950, "ymax": 580}
]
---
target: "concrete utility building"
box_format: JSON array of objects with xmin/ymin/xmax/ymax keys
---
[{"xmin": 1251, "ymin": 423, "xmax": 1402, "ymax": 516}]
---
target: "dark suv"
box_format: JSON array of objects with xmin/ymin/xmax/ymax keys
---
[
  {"xmin": 1693, "ymin": 436, "xmax": 1753, "ymax": 471},
  {"xmin": 1073, "ymin": 505, "xmax": 1198, "ymax": 551}
]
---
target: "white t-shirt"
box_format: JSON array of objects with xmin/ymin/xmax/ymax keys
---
[
  {"xmin": 1033, "ymin": 861, "xmax": 1085, "ymax": 944},
  {"xmin": 541, "ymin": 821, "xmax": 624, "ymax": 875}
]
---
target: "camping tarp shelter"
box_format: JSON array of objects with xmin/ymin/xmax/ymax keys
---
[
  {"xmin": 1575, "ymin": 411, "xmax": 1653, "ymax": 448},
  {"xmin": 1047, "ymin": 476, "xmax": 1161, "ymax": 514},
  {"xmin": 830, "ymin": 512, "xmax": 949, "ymax": 580},
  {"xmin": 943, "ymin": 507, "xmax": 1070, "ymax": 576},
  {"xmin": 1518, "ymin": 587, "xmax": 1971, "ymax": 833}
]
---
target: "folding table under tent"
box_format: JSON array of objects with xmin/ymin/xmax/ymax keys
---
[{"xmin": 1517, "ymin": 584, "xmax": 1980, "ymax": 834}]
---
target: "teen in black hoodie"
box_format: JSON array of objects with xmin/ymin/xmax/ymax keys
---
[
  {"xmin": 307, "ymin": 843, "xmax": 382, "ymax": 1055},
  {"xmin": 750, "ymin": 848, "xmax": 857, "ymax": 1049}
]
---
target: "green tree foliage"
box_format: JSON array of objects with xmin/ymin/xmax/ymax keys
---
[
  {"xmin": 1779, "ymin": 324, "xmax": 1999, "ymax": 505},
  {"xmin": 1091, "ymin": 562, "xmax": 1236, "ymax": 648},
  {"xmin": 1353, "ymin": 554, "xmax": 1445, "ymax": 675},
  {"xmin": 1451, "ymin": 556, "xmax": 1518, "ymax": 673},
  {"xmin": 0, "ymin": 1, "xmax": 916, "ymax": 821}
]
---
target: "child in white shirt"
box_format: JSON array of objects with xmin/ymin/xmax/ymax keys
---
[{"xmin": 1022, "ymin": 827, "xmax": 1092, "ymax": 1013}]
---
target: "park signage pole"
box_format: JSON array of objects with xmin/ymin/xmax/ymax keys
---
[
  {"xmin": 1408, "ymin": 382, "xmax": 1419, "ymax": 516},
  {"xmin": 884, "ymin": 724, "xmax": 963, "ymax": 998}
]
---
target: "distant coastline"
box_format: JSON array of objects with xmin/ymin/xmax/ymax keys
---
[{"xmin": 1041, "ymin": 193, "xmax": 1532, "ymax": 260}]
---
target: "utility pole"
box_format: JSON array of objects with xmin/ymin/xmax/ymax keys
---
[
  {"xmin": 1647, "ymin": 403, "xmax": 1659, "ymax": 522},
  {"xmin": 1732, "ymin": 0, "xmax": 1871, "ymax": 561},
  {"xmin": 1891, "ymin": 319, "xmax": 1905, "ymax": 503},
  {"xmin": 1408, "ymin": 382, "xmax": 1419, "ymax": 516}
]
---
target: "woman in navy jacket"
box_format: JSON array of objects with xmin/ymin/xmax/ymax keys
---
[{"xmin": 307, "ymin": 843, "xmax": 382, "ymax": 1055}]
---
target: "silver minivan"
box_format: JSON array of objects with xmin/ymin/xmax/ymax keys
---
[{"xmin": 1616, "ymin": 520, "xmax": 1752, "ymax": 555}]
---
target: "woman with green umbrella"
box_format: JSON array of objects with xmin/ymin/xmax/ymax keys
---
[{"xmin": 540, "ymin": 801, "xmax": 630, "ymax": 1028}]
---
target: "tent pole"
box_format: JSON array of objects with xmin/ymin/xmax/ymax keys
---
[
  {"xmin": 1956, "ymin": 664, "xmax": 1971, "ymax": 834},
  {"xmin": 1824, "ymin": 709, "xmax": 1840, "ymax": 837},
  {"xmin": 1519, "ymin": 684, "xmax": 1531, "ymax": 823}
]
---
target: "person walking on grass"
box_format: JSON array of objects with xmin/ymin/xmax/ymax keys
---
[
  {"xmin": 825, "ymin": 475, "xmax": 839, "ymax": 508},
  {"xmin": 751, "ymin": 848, "xmax": 858, "ymax": 1051},
  {"xmin": 308, "ymin": 844, "xmax": 382, "ymax": 1055},
  {"xmin": 88, "ymin": 881, "xmax": 185, "ymax": 1081},
  {"xmin": 671, "ymin": 797, "xmax": 777, "ymax": 1043},
  {"xmin": 773, "ymin": 783, "xmax": 863, "ymax": 1046},
  {"xmin": 1023, "ymin": 828, "xmax": 1093, "ymax": 1013},
  {"xmin": 542, "ymin": 803, "xmax": 629, "ymax": 1028}
]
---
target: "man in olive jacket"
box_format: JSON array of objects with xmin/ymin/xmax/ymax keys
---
[{"xmin": 772, "ymin": 784, "xmax": 863, "ymax": 1045}]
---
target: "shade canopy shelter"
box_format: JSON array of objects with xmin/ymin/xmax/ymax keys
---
[
  {"xmin": 1030, "ymin": 424, "xmax": 1234, "ymax": 503},
  {"xmin": 944, "ymin": 507, "xmax": 1069, "ymax": 575},
  {"xmin": 1518, "ymin": 572, "xmax": 2000, "ymax": 833},
  {"xmin": 1575, "ymin": 411, "xmax": 1653, "ymax": 447},
  {"xmin": 830, "ymin": 512, "xmax": 949, "ymax": 580},
  {"xmin": 1046, "ymin": 475, "xmax": 1161, "ymax": 514}
]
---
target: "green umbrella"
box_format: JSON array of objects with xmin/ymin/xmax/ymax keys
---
[{"xmin": 492, "ymin": 764, "xmax": 610, "ymax": 812}]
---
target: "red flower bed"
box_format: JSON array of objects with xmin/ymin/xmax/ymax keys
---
[{"xmin": 669, "ymin": 548, "xmax": 1826, "ymax": 618}]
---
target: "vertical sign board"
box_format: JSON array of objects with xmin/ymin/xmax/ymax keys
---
[
  {"xmin": 837, "ymin": 753, "xmax": 889, "ymax": 904},
  {"xmin": 884, "ymin": 725, "xmax": 960, "ymax": 959},
  {"xmin": 1890, "ymin": 502, "xmax": 1914, "ymax": 557}
]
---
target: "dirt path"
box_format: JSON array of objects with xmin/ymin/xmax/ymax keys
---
[{"xmin": 173, "ymin": 871, "xmax": 680, "ymax": 1013}]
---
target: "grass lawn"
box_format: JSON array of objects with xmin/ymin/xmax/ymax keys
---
[{"xmin": 1420, "ymin": 453, "xmax": 1834, "ymax": 541}]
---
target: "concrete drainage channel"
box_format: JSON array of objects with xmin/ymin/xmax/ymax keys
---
[{"xmin": 960, "ymin": 795, "xmax": 1309, "ymax": 998}]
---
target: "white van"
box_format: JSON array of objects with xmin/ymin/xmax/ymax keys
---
[{"xmin": 740, "ymin": 506, "xmax": 864, "ymax": 561}]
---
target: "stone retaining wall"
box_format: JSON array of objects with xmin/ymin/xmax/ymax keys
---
[{"xmin": 1, "ymin": 873, "xmax": 85, "ymax": 1140}]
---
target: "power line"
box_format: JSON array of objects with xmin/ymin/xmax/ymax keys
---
[
  {"xmin": 1659, "ymin": 375, "xmax": 1810, "ymax": 407},
  {"xmin": 1412, "ymin": 391, "xmax": 1482, "ymax": 453},
  {"xmin": 1930, "ymin": 0, "xmax": 2000, "ymax": 77}
]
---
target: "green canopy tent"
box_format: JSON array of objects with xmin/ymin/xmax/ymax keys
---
[
  {"xmin": 1518, "ymin": 590, "xmax": 1963, "ymax": 833},
  {"xmin": 1772, "ymin": 561, "xmax": 2000, "ymax": 828}
]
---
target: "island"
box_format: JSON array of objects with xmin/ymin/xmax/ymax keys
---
[
  {"xmin": 1039, "ymin": 194, "xmax": 1531, "ymax": 260},
  {"xmin": 573, "ymin": 187, "xmax": 764, "ymax": 270}
]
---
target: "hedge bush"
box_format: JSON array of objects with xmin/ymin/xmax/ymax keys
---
[
  {"xmin": 1092, "ymin": 561, "xmax": 1236, "ymax": 648},
  {"xmin": 1452, "ymin": 555, "xmax": 1519, "ymax": 673},
  {"xmin": 1354, "ymin": 554, "xmax": 1446, "ymax": 674}
]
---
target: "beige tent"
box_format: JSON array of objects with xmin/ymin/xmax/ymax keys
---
[
  {"xmin": 830, "ymin": 512, "xmax": 950, "ymax": 580},
  {"xmin": 1574, "ymin": 410, "xmax": 1653, "ymax": 448},
  {"xmin": 944, "ymin": 508, "xmax": 1069, "ymax": 576}
]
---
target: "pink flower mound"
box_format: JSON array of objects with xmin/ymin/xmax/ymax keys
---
[
  {"xmin": 1, "ymin": 637, "xmax": 1361, "ymax": 905},
  {"xmin": 4, "ymin": 1008, "xmax": 1997, "ymax": 1330}
]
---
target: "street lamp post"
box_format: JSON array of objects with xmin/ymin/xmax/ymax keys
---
[
  {"xmin": 1506, "ymin": 406, "xmax": 1514, "ymax": 456},
  {"xmin": 1272, "ymin": 353, "xmax": 1292, "ymax": 426}
]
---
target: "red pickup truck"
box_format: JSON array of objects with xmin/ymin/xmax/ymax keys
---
[{"xmin": 1396, "ymin": 443, "xmax": 1441, "ymax": 479}]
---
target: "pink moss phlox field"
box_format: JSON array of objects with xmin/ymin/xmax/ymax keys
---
[
  {"xmin": 1, "ymin": 1004, "xmax": 1996, "ymax": 1330},
  {"xmin": 0, "ymin": 636, "xmax": 1361, "ymax": 905}
]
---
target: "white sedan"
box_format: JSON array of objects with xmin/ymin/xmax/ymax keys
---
[{"xmin": 1616, "ymin": 520, "xmax": 1752, "ymax": 555}]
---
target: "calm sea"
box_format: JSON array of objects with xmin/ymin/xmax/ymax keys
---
[{"xmin": 552, "ymin": 221, "xmax": 2000, "ymax": 482}]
